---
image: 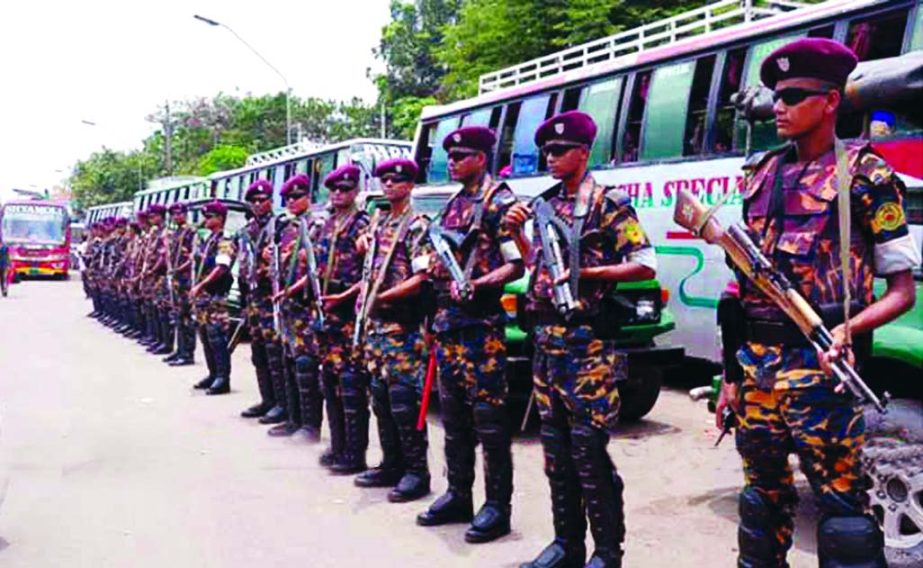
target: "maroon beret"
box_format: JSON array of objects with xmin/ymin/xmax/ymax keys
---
[
  {"xmin": 280, "ymin": 174, "xmax": 311, "ymax": 197},
  {"xmin": 442, "ymin": 126, "xmax": 496, "ymax": 153},
  {"xmin": 147, "ymin": 204, "xmax": 167, "ymax": 217},
  {"xmin": 135, "ymin": 210, "xmax": 148, "ymax": 221},
  {"xmin": 760, "ymin": 38, "xmax": 857, "ymax": 90},
  {"xmin": 115, "ymin": 217, "xmax": 129, "ymax": 227},
  {"xmin": 373, "ymin": 158, "xmax": 419, "ymax": 179},
  {"xmin": 535, "ymin": 111, "xmax": 598, "ymax": 148},
  {"xmin": 324, "ymin": 164, "xmax": 362, "ymax": 190},
  {"xmin": 245, "ymin": 179, "xmax": 273, "ymax": 201},
  {"xmin": 203, "ymin": 200, "xmax": 228, "ymax": 218},
  {"xmin": 168, "ymin": 202, "xmax": 188, "ymax": 215}
]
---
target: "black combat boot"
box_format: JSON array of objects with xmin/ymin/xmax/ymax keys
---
[
  {"xmin": 292, "ymin": 355, "xmax": 322, "ymax": 442},
  {"xmin": 466, "ymin": 403, "xmax": 513, "ymax": 543},
  {"xmin": 388, "ymin": 384, "xmax": 430, "ymax": 502},
  {"xmin": 194, "ymin": 326, "xmax": 216, "ymax": 389},
  {"xmin": 259, "ymin": 342, "xmax": 288, "ymax": 425},
  {"xmin": 330, "ymin": 373, "xmax": 369, "ymax": 475},
  {"xmin": 320, "ymin": 366, "xmax": 346, "ymax": 469},
  {"xmin": 170, "ymin": 322, "xmax": 196, "ymax": 366},
  {"xmin": 356, "ymin": 381, "xmax": 404, "ymax": 488},
  {"xmin": 417, "ymin": 392, "xmax": 475, "ymax": 526},
  {"xmin": 520, "ymin": 418, "xmax": 587, "ymax": 568},
  {"xmin": 268, "ymin": 359, "xmax": 301, "ymax": 436},
  {"xmin": 205, "ymin": 324, "xmax": 231, "ymax": 395},
  {"xmin": 241, "ymin": 340, "xmax": 275, "ymax": 418},
  {"xmin": 162, "ymin": 312, "xmax": 181, "ymax": 362},
  {"xmin": 572, "ymin": 424, "xmax": 624, "ymax": 568},
  {"xmin": 152, "ymin": 311, "xmax": 174, "ymax": 355}
]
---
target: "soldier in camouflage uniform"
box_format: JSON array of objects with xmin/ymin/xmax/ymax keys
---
[
  {"xmin": 83, "ymin": 222, "xmax": 103, "ymax": 318},
  {"xmin": 238, "ymin": 180, "xmax": 284, "ymax": 420},
  {"xmin": 712, "ymin": 39, "xmax": 920, "ymax": 568},
  {"xmin": 144, "ymin": 204, "xmax": 173, "ymax": 356},
  {"xmin": 353, "ymin": 157, "xmax": 432, "ymax": 502},
  {"xmin": 288, "ymin": 165, "xmax": 370, "ymax": 472},
  {"xmin": 190, "ymin": 200, "xmax": 238, "ymax": 395},
  {"xmin": 111, "ymin": 218, "xmax": 134, "ymax": 334},
  {"xmin": 507, "ymin": 111, "xmax": 658, "ymax": 568},
  {"xmin": 97, "ymin": 218, "xmax": 119, "ymax": 326},
  {"xmin": 416, "ymin": 127, "xmax": 524, "ymax": 544},
  {"xmin": 164, "ymin": 202, "xmax": 197, "ymax": 366},
  {"xmin": 268, "ymin": 174, "xmax": 321, "ymax": 440}
]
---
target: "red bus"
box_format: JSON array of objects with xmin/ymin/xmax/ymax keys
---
[{"xmin": 0, "ymin": 200, "xmax": 72, "ymax": 278}]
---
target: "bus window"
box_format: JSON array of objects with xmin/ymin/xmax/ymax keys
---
[
  {"xmin": 314, "ymin": 153, "xmax": 336, "ymax": 203},
  {"xmin": 737, "ymin": 34, "xmax": 804, "ymax": 152},
  {"xmin": 460, "ymin": 107, "xmax": 500, "ymax": 129},
  {"xmin": 641, "ymin": 61, "xmax": 696, "ymax": 161},
  {"xmin": 428, "ymin": 117, "xmax": 462, "ymax": 184},
  {"xmin": 414, "ymin": 122, "xmax": 436, "ymax": 183},
  {"xmin": 496, "ymin": 103, "xmax": 521, "ymax": 174},
  {"xmin": 578, "ymin": 77, "xmax": 623, "ymax": 167},
  {"xmin": 622, "ymin": 71, "xmax": 651, "ymax": 162},
  {"xmin": 713, "ymin": 48, "xmax": 747, "ymax": 154},
  {"xmin": 512, "ymin": 94, "xmax": 553, "ymax": 175},
  {"xmin": 683, "ymin": 55, "xmax": 717, "ymax": 156},
  {"xmin": 847, "ymin": 8, "xmax": 909, "ymax": 62}
]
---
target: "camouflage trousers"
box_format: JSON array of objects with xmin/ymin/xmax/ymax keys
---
[
  {"xmin": 281, "ymin": 300, "xmax": 316, "ymax": 358},
  {"xmin": 735, "ymin": 349, "xmax": 867, "ymax": 564},
  {"xmin": 194, "ymin": 295, "xmax": 230, "ymax": 333},
  {"xmin": 434, "ymin": 325, "xmax": 507, "ymax": 407},
  {"xmin": 365, "ymin": 329, "xmax": 427, "ymax": 392},
  {"xmin": 247, "ymin": 291, "xmax": 281, "ymax": 344},
  {"xmin": 533, "ymin": 324, "xmax": 624, "ymax": 430}
]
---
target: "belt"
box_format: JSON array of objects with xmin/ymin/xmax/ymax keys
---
[{"xmin": 744, "ymin": 320, "xmax": 809, "ymax": 346}]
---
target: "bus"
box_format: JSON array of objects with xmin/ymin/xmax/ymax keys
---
[
  {"xmin": 0, "ymin": 200, "xmax": 72, "ymax": 278},
  {"xmin": 84, "ymin": 201, "xmax": 133, "ymax": 225},
  {"xmin": 413, "ymin": 0, "xmax": 922, "ymax": 367},
  {"xmin": 207, "ymin": 138, "xmax": 412, "ymax": 214},
  {"xmin": 132, "ymin": 176, "xmax": 210, "ymax": 213},
  {"xmin": 412, "ymin": 0, "xmax": 923, "ymax": 553}
]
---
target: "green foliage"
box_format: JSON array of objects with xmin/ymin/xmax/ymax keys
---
[
  {"xmin": 196, "ymin": 145, "xmax": 249, "ymax": 176},
  {"xmin": 391, "ymin": 96, "xmax": 438, "ymax": 140}
]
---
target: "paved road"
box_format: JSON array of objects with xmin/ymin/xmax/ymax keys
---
[{"xmin": 0, "ymin": 278, "xmax": 823, "ymax": 567}]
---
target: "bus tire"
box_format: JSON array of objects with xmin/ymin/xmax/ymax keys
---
[
  {"xmin": 617, "ymin": 365, "xmax": 662, "ymax": 422},
  {"xmin": 862, "ymin": 399, "xmax": 923, "ymax": 567}
]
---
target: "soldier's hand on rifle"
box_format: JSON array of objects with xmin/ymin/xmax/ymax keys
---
[
  {"xmin": 190, "ymin": 284, "xmax": 202, "ymax": 299},
  {"xmin": 356, "ymin": 233, "xmax": 370, "ymax": 255},
  {"xmin": 261, "ymin": 248, "xmax": 272, "ymax": 263},
  {"xmin": 715, "ymin": 381, "xmax": 739, "ymax": 430},
  {"xmin": 272, "ymin": 287, "xmax": 289, "ymax": 303},
  {"xmin": 819, "ymin": 324, "xmax": 855, "ymax": 385},
  {"xmin": 503, "ymin": 203, "xmax": 532, "ymax": 232},
  {"xmin": 322, "ymin": 293, "xmax": 345, "ymax": 312},
  {"xmin": 450, "ymin": 280, "xmax": 475, "ymax": 303}
]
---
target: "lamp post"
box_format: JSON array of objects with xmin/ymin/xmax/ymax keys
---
[{"xmin": 193, "ymin": 14, "xmax": 293, "ymax": 146}]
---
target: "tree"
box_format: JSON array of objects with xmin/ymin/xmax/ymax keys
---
[{"xmin": 196, "ymin": 145, "xmax": 249, "ymax": 176}]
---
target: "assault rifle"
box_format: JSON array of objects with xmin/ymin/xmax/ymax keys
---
[
  {"xmin": 295, "ymin": 216, "xmax": 326, "ymax": 329},
  {"xmin": 352, "ymin": 209, "xmax": 381, "ymax": 349},
  {"xmin": 673, "ymin": 189, "xmax": 890, "ymax": 413},
  {"xmin": 427, "ymin": 223, "xmax": 475, "ymax": 302},
  {"xmin": 532, "ymin": 197, "xmax": 579, "ymax": 318},
  {"xmin": 163, "ymin": 230, "xmax": 176, "ymax": 308},
  {"xmin": 269, "ymin": 214, "xmax": 285, "ymax": 336}
]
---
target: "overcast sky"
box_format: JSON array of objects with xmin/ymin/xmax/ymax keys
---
[{"xmin": 0, "ymin": 0, "xmax": 392, "ymax": 202}]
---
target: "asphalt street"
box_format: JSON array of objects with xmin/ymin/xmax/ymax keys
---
[{"xmin": 0, "ymin": 278, "xmax": 823, "ymax": 567}]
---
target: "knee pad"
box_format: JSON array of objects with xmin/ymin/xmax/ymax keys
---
[
  {"xmin": 294, "ymin": 355, "xmax": 317, "ymax": 374},
  {"xmin": 473, "ymin": 402, "xmax": 510, "ymax": 447},
  {"xmin": 738, "ymin": 487, "xmax": 779, "ymax": 565},
  {"xmin": 389, "ymin": 384, "xmax": 417, "ymax": 418},
  {"xmin": 250, "ymin": 339, "xmax": 269, "ymax": 369},
  {"xmin": 817, "ymin": 515, "xmax": 886, "ymax": 568}
]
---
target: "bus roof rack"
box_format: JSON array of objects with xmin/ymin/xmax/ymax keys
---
[
  {"xmin": 478, "ymin": 0, "xmax": 810, "ymax": 94},
  {"xmin": 245, "ymin": 140, "xmax": 324, "ymax": 167}
]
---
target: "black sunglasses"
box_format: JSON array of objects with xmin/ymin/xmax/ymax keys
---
[
  {"xmin": 541, "ymin": 143, "xmax": 584, "ymax": 157},
  {"xmin": 248, "ymin": 195, "xmax": 270, "ymax": 204},
  {"xmin": 380, "ymin": 175, "xmax": 412, "ymax": 184},
  {"xmin": 330, "ymin": 185, "xmax": 357, "ymax": 193},
  {"xmin": 286, "ymin": 191, "xmax": 308, "ymax": 200},
  {"xmin": 447, "ymin": 150, "xmax": 479, "ymax": 162},
  {"xmin": 772, "ymin": 87, "xmax": 829, "ymax": 106},
  {"xmin": 203, "ymin": 213, "xmax": 218, "ymax": 220}
]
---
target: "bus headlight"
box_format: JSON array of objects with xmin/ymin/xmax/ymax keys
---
[{"xmin": 635, "ymin": 297, "xmax": 659, "ymax": 322}]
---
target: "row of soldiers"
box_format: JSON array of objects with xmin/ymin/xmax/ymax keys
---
[
  {"xmin": 82, "ymin": 38, "xmax": 921, "ymax": 568},
  {"xmin": 83, "ymin": 200, "xmax": 234, "ymax": 395}
]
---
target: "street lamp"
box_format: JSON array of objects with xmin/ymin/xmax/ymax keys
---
[{"xmin": 193, "ymin": 14, "xmax": 293, "ymax": 146}]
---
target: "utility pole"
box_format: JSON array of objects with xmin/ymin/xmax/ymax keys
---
[
  {"xmin": 380, "ymin": 100, "xmax": 386, "ymax": 139},
  {"xmin": 164, "ymin": 100, "xmax": 174, "ymax": 175}
]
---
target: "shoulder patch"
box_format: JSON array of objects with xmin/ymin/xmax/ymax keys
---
[
  {"xmin": 853, "ymin": 146, "xmax": 895, "ymax": 187},
  {"xmin": 874, "ymin": 202, "xmax": 905, "ymax": 232},
  {"xmin": 604, "ymin": 187, "xmax": 631, "ymax": 208}
]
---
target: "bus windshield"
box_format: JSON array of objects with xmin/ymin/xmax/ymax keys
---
[{"xmin": 1, "ymin": 203, "xmax": 68, "ymax": 245}]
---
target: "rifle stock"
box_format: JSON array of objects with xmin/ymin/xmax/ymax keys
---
[
  {"xmin": 533, "ymin": 198, "xmax": 579, "ymax": 317},
  {"xmin": 673, "ymin": 189, "xmax": 889, "ymax": 413},
  {"xmin": 353, "ymin": 209, "xmax": 381, "ymax": 349}
]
